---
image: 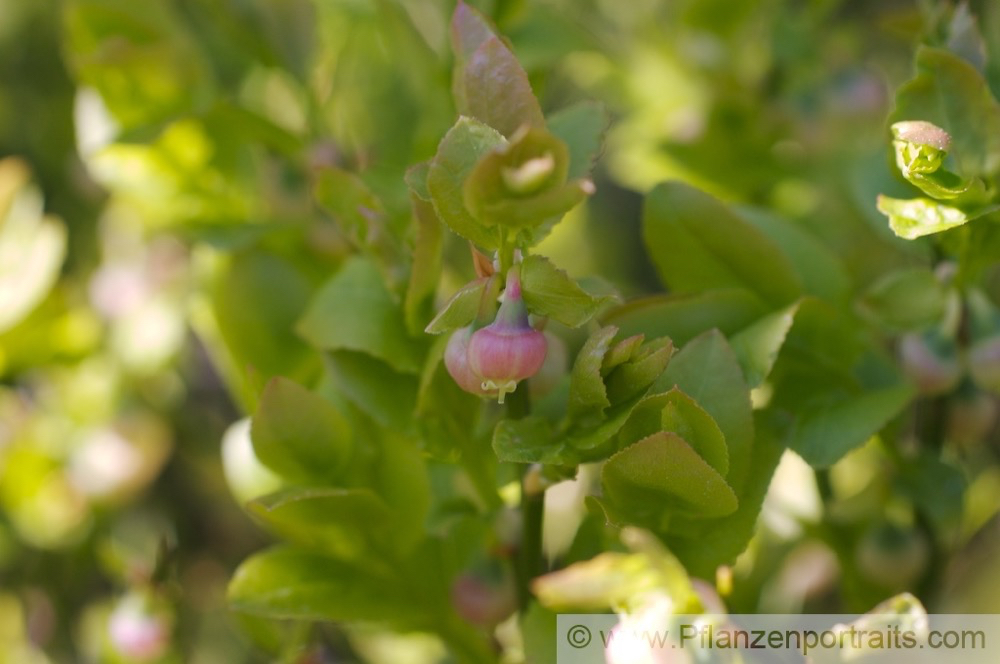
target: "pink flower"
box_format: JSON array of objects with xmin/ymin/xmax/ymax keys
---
[{"xmin": 467, "ymin": 268, "xmax": 546, "ymax": 403}]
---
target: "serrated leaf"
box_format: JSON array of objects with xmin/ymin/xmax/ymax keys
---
[
  {"xmin": 297, "ymin": 256, "xmax": 425, "ymax": 373},
  {"xmin": 643, "ymin": 182, "xmax": 802, "ymax": 307},
  {"xmin": 655, "ymin": 330, "xmax": 754, "ymax": 493},
  {"xmin": 450, "ymin": 0, "xmax": 500, "ymax": 114},
  {"xmin": 729, "ymin": 303, "xmax": 800, "ymax": 388},
  {"xmin": 520, "ymin": 254, "xmax": 613, "ymax": 327},
  {"xmin": 601, "ymin": 334, "xmax": 645, "ymax": 372},
  {"xmin": 616, "ymin": 388, "xmax": 728, "ymax": 477},
  {"xmin": 875, "ymin": 195, "xmax": 969, "ymax": 239},
  {"xmin": 603, "ymin": 432, "xmax": 738, "ymax": 521},
  {"xmin": 252, "ymin": 377, "xmax": 352, "ymax": 483},
  {"xmin": 492, "ymin": 416, "xmax": 568, "ymax": 464},
  {"xmin": 463, "ymin": 37, "xmax": 545, "ymax": 137},
  {"xmin": 567, "ymin": 326, "xmax": 618, "ymax": 420},
  {"xmin": 425, "ymin": 277, "xmax": 489, "ymax": 335},
  {"xmin": 427, "ymin": 117, "xmax": 506, "ymax": 249},
  {"xmin": 604, "ymin": 340, "xmax": 673, "ymax": 404},
  {"xmin": 474, "ymin": 180, "xmax": 591, "ymax": 230},
  {"xmin": 547, "ymin": 100, "xmax": 608, "ymax": 179},
  {"xmin": 663, "ymin": 421, "xmax": 784, "ymax": 577}
]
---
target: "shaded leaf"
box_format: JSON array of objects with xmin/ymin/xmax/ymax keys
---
[
  {"xmin": 603, "ymin": 289, "xmax": 768, "ymax": 348},
  {"xmin": 547, "ymin": 100, "xmax": 608, "ymax": 179},
  {"xmin": 643, "ymin": 182, "xmax": 801, "ymax": 307},
  {"xmin": 729, "ymin": 303, "xmax": 800, "ymax": 388},
  {"xmin": 252, "ymin": 377, "xmax": 352, "ymax": 483},
  {"xmin": 520, "ymin": 254, "xmax": 613, "ymax": 327},
  {"xmin": 791, "ymin": 384, "xmax": 914, "ymax": 468},
  {"xmin": 298, "ymin": 256, "xmax": 425, "ymax": 374},
  {"xmin": 228, "ymin": 547, "xmax": 423, "ymax": 625}
]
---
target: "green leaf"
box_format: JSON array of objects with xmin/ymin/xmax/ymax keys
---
[
  {"xmin": 463, "ymin": 37, "xmax": 545, "ymax": 137},
  {"xmin": 228, "ymin": 546, "xmax": 423, "ymax": 625},
  {"xmin": 601, "ymin": 334, "xmax": 645, "ymax": 372},
  {"xmin": 604, "ymin": 339, "xmax": 674, "ymax": 404},
  {"xmin": 875, "ymin": 195, "xmax": 969, "ymax": 239},
  {"xmin": 313, "ymin": 168, "xmax": 385, "ymax": 242},
  {"xmin": 892, "ymin": 46, "xmax": 1000, "ymax": 177},
  {"xmin": 643, "ymin": 182, "xmax": 802, "ymax": 307},
  {"xmin": 210, "ymin": 250, "xmax": 317, "ymax": 408},
  {"xmin": 405, "ymin": 162, "xmax": 432, "ymax": 201},
  {"xmin": 791, "ymin": 384, "xmax": 914, "ymax": 468},
  {"xmin": 427, "ymin": 117, "xmax": 506, "ymax": 249},
  {"xmin": 603, "ymin": 289, "xmax": 768, "ymax": 348},
  {"xmin": 324, "ymin": 352, "xmax": 417, "ymax": 432},
  {"xmin": 492, "ymin": 416, "xmax": 568, "ymax": 464},
  {"xmin": 473, "ymin": 180, "xmax": 591, "ymax": 230},
  {"xmin": 247, "ymin": 488, "xmax": 391, "ymax": 558},
  {"xmin": 450, "ymin": 0, "xmax": 500, "ymax": 114},
  {"xmin": 404, "ymin": 194, "xmax": 443, "ymax": 336},
  {"xmin": 520, "ymin": 254, "xmax": 613, "ymax": 327},
  {"xmin": 567, "ymin": 326, "xmax": 618, "ymax": 421},
  {"xmin": 374, "ymin": 432, "xmax": 432, "ymax": 553},
  {"xmin": 898, "ymin": 453, "xmax": 965, "ymax": 533},
  {"xmin": 547, "ymin": 100, "xmax": 608, "ymax": 179},
  {"xmin": 663, "ymin": 422, "xmax": 785, "ymax": 577},
  {"xmin": 603, "ymin": 432, "xmax": 738, "ymax": 520},
  {"xmin": 252, "ymin": 377, "xmax": 352, "ymax": 483},
  {"xmin": 616, "ymin": 388, "xmax": 728, "ymax": 477},
  {"xmin": 297, "ymin": 256, "xmax": 425, "ymax": 374},
  {"xmin": 655, "ymin": 330, "xmax": 754, "ymax": 493},
  {"xmin": 738, "ymin": 207, "xmax": 852, "ymax": 304},
  {"xmin": 424, "ymin": 277, "xmax": 489, "ymax": 335},
  {"xmin": 729, "ymin": 303, "xmax": 800, "ymax": 388},
  {"xmin": 857, "ymin": 268, "xmax": 946, "ymax": 331}
]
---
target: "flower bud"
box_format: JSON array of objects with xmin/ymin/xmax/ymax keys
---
[
  {"xmin": 444, "ymin": 326, "xmax": 496, "ymax": 398},
  {"xmin": 467, "ymin": 268, "xmax": 547, "ymax": 403},
  {"xmin": 898, "ymin": 330, "xmax": 962, "ymax": 396}
]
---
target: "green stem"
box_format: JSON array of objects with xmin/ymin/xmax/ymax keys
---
[{"xmin": 506, "ymin": 384, "xmax": 545, "ymax": 610}]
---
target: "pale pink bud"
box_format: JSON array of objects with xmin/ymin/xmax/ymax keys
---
[
  {"xmin": 467, "ymin": 269, "xmax": 546, "ymax": 403},
  {"xmin": 445, "ymin": 326, "xmax": 496, "ymax": 398}
]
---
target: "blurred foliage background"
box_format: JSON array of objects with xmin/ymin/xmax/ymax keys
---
[{"xmin": 2, "ymin": 0, "xmax": 1000, "ymax": 661}]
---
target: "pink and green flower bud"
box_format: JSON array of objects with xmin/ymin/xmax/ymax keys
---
[
  {"xmin": 467, "ymin": 268, "xmax": 547, "ymax": 403},
  {"xmin": 445, "ymin": 326, "xmax": 497, "ymax": 398}
]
